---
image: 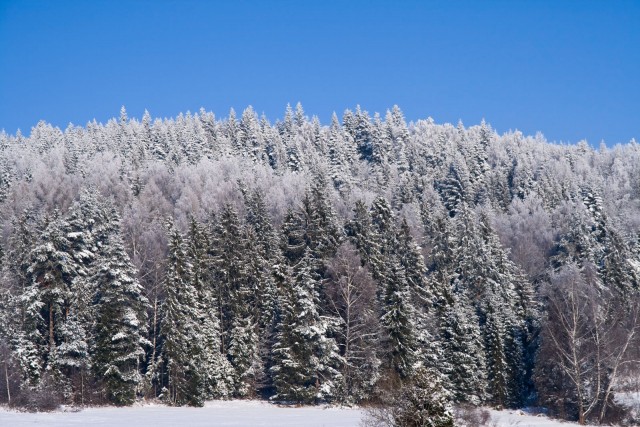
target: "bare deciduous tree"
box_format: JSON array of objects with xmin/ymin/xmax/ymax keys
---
[
  {"xmin": 537, "ymin": 263, "xmax": 640, "ymax": 424},
  {"xmin": 325, "ymin": 243, "xmax": 380, "ymax": 402}
]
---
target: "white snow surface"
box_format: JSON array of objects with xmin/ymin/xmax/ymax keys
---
[
  {"xmin": 0, "ymin": 401, "xmax": 585, "ymax": 427},
  {"xmin": 0, "ymin": 400, "xmax": 363, "ymax": 426},
  {"xmin": 487, "ymin": 409, "xmax": 573, "ymax": 427}
]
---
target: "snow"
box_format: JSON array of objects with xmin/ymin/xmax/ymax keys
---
[
  {"xmin": 616, "ymin": 391, "xmax": 640, "ymax": 419},
  {"xmin": 0, "ymin": 400, "xmax": 364, "ymax": 427},
  {"xmin": 0, "ymin": 401, "xmax": 593, "ymax": 427},
  {"xmin": 616, "ymin": 390, "xmax": 640, "ymax": 408},
  {"xmin": 488, "ymin": 409, "xmax": 574, "ymax": 427}
]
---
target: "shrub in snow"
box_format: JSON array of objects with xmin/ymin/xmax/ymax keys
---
[{"xmin": 363, "ymin": 367, "xmax": 454, "ymax": 427}]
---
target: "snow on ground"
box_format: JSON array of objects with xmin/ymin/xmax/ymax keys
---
[
  {"xmin": 488, "ymin": 409, "xmax": 572, "ymax": 427},
  {"xmin": 0, "ymin": 400, "xmax": 588, "ymax": 427},
  {"xmin": 0, "ymin": 400, "xmax": 364, "ymax": 427}
]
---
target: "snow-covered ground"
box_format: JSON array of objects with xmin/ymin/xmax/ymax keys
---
[
  {"xmin": 0, "ymin": 400, "xmax": 363, "ymax": 427},
  {"xmin": 0, "ymin": 400, "xmax": 586, "ymax": 427},
  {"xmin": 488, "ymin": 409, "xmax": 571, "ymax": 427}
]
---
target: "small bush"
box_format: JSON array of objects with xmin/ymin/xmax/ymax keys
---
[
  {"xmin": 362, "ymin": 368, "xmax": 454, "ymax": 427},
  {"xmin": 8, "ymin": 373, "xmax": 64, "ymax": 412},
  {"xmin": 9, "ymin": 387, "xmax": 62, "ymax": 412},
  {"xmin": 453, "ymin": 405, "xmax": 492, "ymax": 427}
]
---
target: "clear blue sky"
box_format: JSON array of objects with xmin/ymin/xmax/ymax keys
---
[{"xmin": 1, "ymin": 0, "xmax": 639, "ymax": 145}]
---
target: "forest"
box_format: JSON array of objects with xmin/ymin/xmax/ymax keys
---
[{"xmin": 0, "ymin": 104, "xmax": 639, "ymax": 425}]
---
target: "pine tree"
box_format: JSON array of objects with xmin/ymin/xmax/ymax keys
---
[
  {"xmin": 392, "ymin": 367, "xmax": 454, "ymax": 427},
  {"xmin": 91, "ymin": 231, "xmax": 149, "ymax": 406},
  {"xmin": 159, "ymin": 221, "xmax": 205, "ymax": 406},
  {"xmin": 22, "ymin": 213, "xmax": 81, "ymax": 391},
  {"xmin": 185, "ymin": 217, "xmax": 232, "ymax": 398},
  {"xmin": 270, "ymin": 250, "xmax": 342, "ymax": 403},
  {"xmin": 345, "ymin": 200, "xmax": 379, "ymax": 268},
  {"xmin": 379, "ymin": 252, "xmax": 417, "ymax": 379},
  {"xmin": 396, "ymin": 218, "xmax": 438, "ymax": 368},
  {"xmin": 437, "ymin": 291, "xmax": 486, "ymax": 405}
]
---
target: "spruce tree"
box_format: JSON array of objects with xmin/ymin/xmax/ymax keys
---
[
  {"xmin": 270, "ymin": 250, "xmax": 342, "ymax": 403},
  {"xmin": 345, "ymin": 200, "xmax": 378, "ymax": 268},
  {"xmin": 23, "ymin": 213, "xmax": 81, "ymax": 391},
  {"xmin": 437, "ymin": 291, "xmax": 486, "ymax": 405},
  {"xmin": 159, "ymin": 220, "xmax": 205, "ymax": 406},
  {"xmin": 379, "ymin": 252, "xmax": 417, "ymax": 379},
  {"xmin": 91, "ymin": 231, "xmax": 149, "ymax": 406},
  {"xmin": 185, "ymin": 217, "xmax": 232, "ymax": 398},
  {"xmin": 210, "ymin": 205, "xmax": 261, "ymax": 396},
  {"xmin": 393, "ymin": 367, "xmax": 454, "ymax": 427},
  {"xmin": 396, "ymin": 218, "xmax": 438, "ymax": 368}
]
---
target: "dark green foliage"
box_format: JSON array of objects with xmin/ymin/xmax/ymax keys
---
[
  {"xmin": 393, "ymin": 367, "xmax": 454, "ymax": 427},
  {"xmin": 92, "ymin": 231, "xmax": 148, "ymax": 406},
  {"xmin": 380, "ymin": 254, "xmax": 417, "ymax": 378},
  {"xmin": 270, "ymin": 251, "xmax": 342, "ymax": 403},
  {"xmin": 437, "ymin": 291, "xmax": 486, "ymax": 405},
  {"xmin": 159, "ymin": 221, "xmax": 205, "ymax": 406}
]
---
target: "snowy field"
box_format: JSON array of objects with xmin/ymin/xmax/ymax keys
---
[
  {"xmin": 0, "ymin": 400, "xmax": 363, "ymax": 427},
  {"xmin": 0, "ymin": 400, "xmax": 582, "ymax": 427},
  {"xmin": 488, "ymin": 409, "xmax": 570, "ymax": 427}
]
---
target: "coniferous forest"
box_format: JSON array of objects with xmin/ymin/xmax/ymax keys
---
[{"xmin": 1, "ymin": 104, "xmax": 640, "ymax": 424}]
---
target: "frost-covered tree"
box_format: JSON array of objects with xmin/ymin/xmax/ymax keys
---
[
  {"xmin": 2, "ymin": 104, "xmax": 640, "ymax": 419},
  {"xmin": 270, "ymin": 250, "xmax": 342, "ymax": 403},
  {"xmin": 437, "ymin": 291, "xmax": 486, "ymax": 405},
  {"xmin": 185, "ymin": 218, "xmax": 232, "ymax": 398},
  {"xmin": 91, "ymin": 230, "xmax": 149, "ymax": 406},
  {"xmin": 325, "ymin": 243, "xmax": 380, "ymax": 402},
  {"xmin": 159, "ymin": 221, "xmax": 205, "ymax": 406},
  {"xmin": 22, "ymin": 212, "xmax": 80, "ymax": 389}
]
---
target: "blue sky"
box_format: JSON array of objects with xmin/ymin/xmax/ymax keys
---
[{"xmin": 1, "ymin": 0, "xmax": 638, "ymax": 145}]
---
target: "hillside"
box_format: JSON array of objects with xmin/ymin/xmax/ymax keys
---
[{"xmin": 0, "ymin": 105, "xmax": 639, "ymax": 424}]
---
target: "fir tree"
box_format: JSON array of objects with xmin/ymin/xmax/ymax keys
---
[
  {"xmin": 392, "ymin": 367, "xmax": 454, "ymax": 427},
  {"xmin": 379, "ymin": 253, "xmax": 417, "ymax": 379},
  {"xmin": 23, "ymin": 213, "xmax": 80, "ymax": 390},
  {"xmin": 159, "ymin": 221, "xmax": 205, "ymax": 406},
  {"xmin": 91, "ymin": 231, "xmax": 149, "ymax": 406},
  {"xmin": 185, "ymin": 217, "xmax": 232, "ymax": 398},
  {"xmin": 270, "ymin": 250, "xmax": 342, "ymax": 403},
  {"xmin": 437, "ymin": 291, "xmax": 487, "ymax": 405}
]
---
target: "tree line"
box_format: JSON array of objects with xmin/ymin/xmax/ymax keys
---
[{"xmin": 0, "ymin": 105, "xmax": 639, "ymax": 424}]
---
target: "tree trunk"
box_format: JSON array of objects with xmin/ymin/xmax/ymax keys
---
[
  {"xmin": 4, "ymin": 357, "xmax": 10, "ymax": 404},
  {"xmin": 49, "ymin": 303, "xmax": 55, "ymax": 351},
  {"xmin": 150, "ymin": 296, "xmax": 158, "ymax": 397},
  {"xmin": 81, "ymin": 370, "xmax": 84, "ymax": 406},
  {"xmin": 578, "ymin": 410, "xmax": 585, "ymax": 425}
]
